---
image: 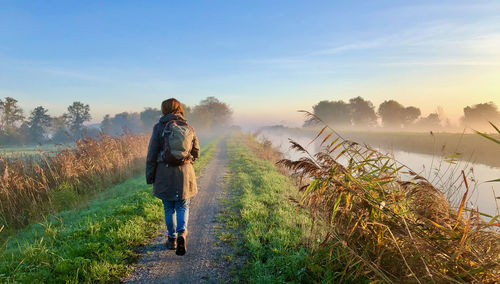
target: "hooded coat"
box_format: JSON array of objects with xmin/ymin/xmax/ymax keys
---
[{"xmin": 146, "ymin": 113, "xmax": 200, "ymax": 200}]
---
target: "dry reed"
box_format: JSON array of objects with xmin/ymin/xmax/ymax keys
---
[
  {"xmin": 278, "ymin": 111, "xmax": 500, "ymax": 283},
  {"xmin": 0, "ymin": 132, "xmax": 149, "ymax": 230}
]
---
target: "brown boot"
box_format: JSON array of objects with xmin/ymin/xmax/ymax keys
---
[
  {"xmin": 176, "ymin": 230, "xmax": 188, "ymax": 256},
  {"xmin": 166, "ymin": 236, "xmax": 177, "ymax": 250}
]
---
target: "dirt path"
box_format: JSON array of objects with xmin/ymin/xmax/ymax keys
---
[{"xmin": 123, "ymin": 138, "xmax": 230, "ymax": 284}]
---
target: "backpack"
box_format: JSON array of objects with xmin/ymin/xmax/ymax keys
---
[{"xmin": 160, "ymin": 119, "xmax": 195, "ymax": 166}]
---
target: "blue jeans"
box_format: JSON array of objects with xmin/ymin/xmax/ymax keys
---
[{"xmin": 162, "ymin": 199, "xmax": 190, "ymax": 238}]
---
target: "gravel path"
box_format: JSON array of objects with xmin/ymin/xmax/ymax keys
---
[{"xmin": 123, "ymin": 138, "xmax": 230, "ymax": 284}]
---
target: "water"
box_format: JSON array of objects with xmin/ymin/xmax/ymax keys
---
[
  {"xmin": 258, "ymin": 130, "xmax": 500, "ymax": 218},
  {"xmin": 380, "ymin": 149, "xmax": 499, "ymax": 217}
]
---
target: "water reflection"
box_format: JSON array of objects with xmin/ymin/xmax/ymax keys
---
[{"xmin": 258, "ymin": 130, "xmax": 500, "ymax": 218}]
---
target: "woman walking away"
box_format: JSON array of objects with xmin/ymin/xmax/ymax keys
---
[{"xmin": 146, "ymin": 98, "xmax": 200, "ymax": 256}]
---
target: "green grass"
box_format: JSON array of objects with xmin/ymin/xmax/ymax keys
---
[
  {"xmin": 194, "ymin": 137, "xmax": 219, "ymax": 176},
  {"xmin": 0, "ymin": 140, "xmax": 218, "ymax": 283},
  {"xmin": 219, "ymin": 133, "xmax": 353, "ymax": 283}
]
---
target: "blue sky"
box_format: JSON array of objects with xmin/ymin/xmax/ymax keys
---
[{"xmin": 1, "ymin": 0, "xmax": 499, "ymax": 127}]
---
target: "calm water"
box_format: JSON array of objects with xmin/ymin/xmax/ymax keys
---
[{"xmin": 258, "ymin": 130, "xmax": 500, "ymax": 218}]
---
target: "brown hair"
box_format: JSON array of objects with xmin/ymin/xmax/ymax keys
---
[{"xmin": 161, "ymin": 98, "xmax": 185, "ymax": 116}]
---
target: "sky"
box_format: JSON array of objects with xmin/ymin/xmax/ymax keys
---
[{"xmin": 0, "ymin": 0, "xmax": 499, "ymax": 128}]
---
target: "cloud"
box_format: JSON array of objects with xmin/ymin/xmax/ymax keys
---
[
  {"xmin": 381, "ymin": 59, "xmax": 500, "ymax": 67},
  {"xmin": 245, "ymin": 17, "xmax": 500, "ymax": 71},
  {"xmin": 312, "ymin": 40, "xmax": 383, "ymax": 55}
]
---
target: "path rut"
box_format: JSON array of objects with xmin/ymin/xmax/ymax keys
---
[{"xmin": 123, "ymin": 138, "xmax": 230, "ymax": 284}]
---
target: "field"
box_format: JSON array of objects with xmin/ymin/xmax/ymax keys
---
[
  {"xmin": 1, "ymin": 131, "xmax": 498, "ymax": 283},
  {"xmin": 0, "ymin": 144, "xmax": 68, "ymax": 158}
]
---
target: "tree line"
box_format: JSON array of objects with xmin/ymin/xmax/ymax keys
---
[
  {"xmin": 0, "ymin": 96, "xmax": 232, "ymax": 146},
  {"xmin": 304, "ymin": 96, "xmax": 500, "ymax": 130},
  {"xmin": 99, "ymin": 96, "xmax": 232, "ymax": 137},
  {"xmin": 0, "ymin": 98, "xmax": 93, "ymax": 145}
]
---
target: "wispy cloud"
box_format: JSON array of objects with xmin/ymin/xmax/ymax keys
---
[
  {"xmin": 246, "ymin": 18, "xmax": 500, "ymax": 70},
  {"xmin": 381, "ymin": 59, "xmax": 500, "ymax": 67},
  {"xmin": 312, "ymin": 40, "xmax": 383, "ymax": 55},
  {"xmin": 243, "ymin": 57, "xmax": 307, "ymax": 65}
]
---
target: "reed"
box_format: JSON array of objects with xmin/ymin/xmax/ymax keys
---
[
  {"xmin": 0, "ymin": 132, "xmax": 149, "ymax": 230},
  {"xmin": 278, "ymin": 111, "xmax": 500, "ymax": 283}
]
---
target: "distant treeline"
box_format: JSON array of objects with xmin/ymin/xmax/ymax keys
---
[
  {"xmin": 0, "ymin": 96, "xmax": 232, "ymax": 146},
  {"xmin": 305, "ymin": 97, "xmax": 500, "ymax": 131}
]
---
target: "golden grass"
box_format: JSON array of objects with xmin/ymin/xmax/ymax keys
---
[
  {"xmin": 278, "ymin": 112, "xmax": 500, "ymax": 283},
  {"xmin": 0, "ymin": 132, "xmax": 149, "ymax": 230}
]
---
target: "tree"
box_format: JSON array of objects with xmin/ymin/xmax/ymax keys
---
[
  {"xmin": 0, "ymin": 97, "xmax": 25, "ymax": 131},
  {"xmin": 18, "ymin": 121, "xmax": 30, "ymax": 144},
  {"xmin": 462, "ymin": 102, "xmax": 500, "ymax": 128},
  {"xmin": 403, "ymin": 106, "xmax": 421, "ymax": 127},
  {"xmin": 111, "ymin": 112, "xmax": 141, "ymax": 135},
  {"xmin": 100, "ymin": 114, "xmax": 113, "ymax": 134},
  {"xmin": 378, "ymin": 100, "xmax": 421, "ymax": 128},
  {"xmin": 27, "ymin": 106, "xmax": 52, "ymax": 144},
  {"xmin": 378, "ymin": 100, "xmax": 405, "ymax": 128},
  {"xmin": 349, "ymin": 96, "xmax": 377, "ymax": 126},
  {"xmin": 305, "ymin": 100, "xmax": 351, "ymax": 127},
  {"xmin": 416, "ymin": 113, "xmax": 441, "ymax": 130},
  {"xmin": 183, "ymin": 104, "xmax": 192, "ymax": 119},
  {"xmin": 140, "ymin": 108, "xmax": 162, "ymax": 130},
  {"xmin": 51, "ymin": 116, "xmax": 71, "ymax": 143},
  {"xmin": 190, "ymin": 97, "xmax": 232, "ymax": 133},
  {"xmin": 63, "ymin": 102, "xmax": 91, "ymax": 137}
]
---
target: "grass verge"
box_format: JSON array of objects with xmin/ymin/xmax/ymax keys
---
[
  {"xmin": 0, "ymin": 139, "xmax": 218, "ymax": 283},
  {"xmin": 219, "ymin": 133, "xmax": 354, "ymax": 283}
]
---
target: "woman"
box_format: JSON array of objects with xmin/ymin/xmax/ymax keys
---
[{"xmin": 146, "ymin": 98, "xmax": 200, "ymax": 256}]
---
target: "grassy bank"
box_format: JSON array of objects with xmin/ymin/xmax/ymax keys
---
[
  {"xmin": 219, "ymin": 133, "xmax": 352, "ymax": 283},
  {"xmin": 0, "ymin": 139, "xmax": 218, "ymax": 283},
  {"xmin": 222, "ymin": 131, "xmax": 499, "ymax": 283}
]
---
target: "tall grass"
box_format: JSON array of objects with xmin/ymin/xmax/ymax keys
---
[
  {"xmin": 0, "ymin": 132, "xmax": 149, "ymax": 230},
  {"xmin": 0, "ymin": 139, "xmax": 217, "ymax": 283},
  {"xmin": 278, "ymin": 112, "xmax": 500, "ymax": 283}
]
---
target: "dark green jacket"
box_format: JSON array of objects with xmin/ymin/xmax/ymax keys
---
[{"xmin": 146, "ymin": 114, "xmax": 200, "ymax": 200}]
